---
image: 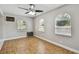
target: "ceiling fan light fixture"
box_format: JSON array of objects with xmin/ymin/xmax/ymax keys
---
[{"xmin": 28, "ymin": 11, "xmax": 36, "ymax": 15}]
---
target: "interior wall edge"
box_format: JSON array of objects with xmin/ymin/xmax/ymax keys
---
[{"xmin": 34, "ymin": 35, "xmax": 79, "ymax": 54}]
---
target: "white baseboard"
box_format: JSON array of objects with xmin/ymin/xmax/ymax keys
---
[
  {"xmin": 34, "ymin": 35, "xmax": 79, "ymax": 53},
  {"xmin": 3, "ymin": 36, "xmax": 26, "ymax": 41},
  {"xmin": 0, "ymin": 40, "xmax": 4, "ymax": 50}
]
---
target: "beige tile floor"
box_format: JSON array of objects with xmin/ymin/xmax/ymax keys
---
[{"xmin": 0, "ymin": 36, "xmax": 75, "ymax": 54}]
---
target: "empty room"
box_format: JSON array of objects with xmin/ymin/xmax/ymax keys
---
[{"xmin": 0, "ymin": 4, "xmax": 79, "ymax": 54}]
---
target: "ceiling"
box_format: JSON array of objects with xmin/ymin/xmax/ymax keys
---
[{"xmin": 0, "ymin": 4, "xmax": 63, "ymax": 17}]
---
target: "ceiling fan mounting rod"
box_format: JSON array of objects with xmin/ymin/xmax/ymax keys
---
[{"xmin": 29, "ymin": 4, "xmax": 35, "ymax": 9}]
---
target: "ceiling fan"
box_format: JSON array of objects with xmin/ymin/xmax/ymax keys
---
[{"xmin": 18, "ymin": 4, "xmax": 43, "ymax": 15}]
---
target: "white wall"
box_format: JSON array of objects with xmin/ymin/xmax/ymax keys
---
[
  {"xmin": 0, "ymin": 12, "xmax": 33, "ymax": 49},
  {"xmin": 0, "ymin": 12, "xmax": 4, "ymax": 49},
  {"xmin": 0, "ymin": 17, "xmax": 3, "ymax": 40},
  {"xmin": 34, "ymin": 5, "xmax": 79, "ymax": 51},
  {"xmin": 2, "ymin": 13, "xmax": 33, "ymax": 40}
]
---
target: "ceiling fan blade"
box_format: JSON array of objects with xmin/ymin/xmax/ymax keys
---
[
  {"xmin": 18, "ymin": 7, "xmax": 28, "ymax": 10},
  {"xmin": 35, "ymin": 10, "xmax": 43, "ymax": 12},
  {"xmin": 25, "ymin": 12, "xmax": 29, "ymax": 14}
]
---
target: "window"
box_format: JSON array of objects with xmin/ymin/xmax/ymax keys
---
[
  {"xmin": 55, "ymin": 13, "xmax": 71, "ymax": 36},
  {"xmin": 17, "ymin": 20, "xmax": 26, "ymax": 30},
  {"xmin": 38, "ymin": 19, "xmax": 45, "ymax": 32}
]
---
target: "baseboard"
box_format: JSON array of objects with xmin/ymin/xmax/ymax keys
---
[
  {"xmin": 0, "ymin": 36, "xmax": 26, "ymax": 50},
  {"xmin": 3, "ymin": 36, "xmax": 27, "ymax": 41},
  {"xmin": 34, "ymin": 35, "xmax": 79, "ymax": 53},
  {"xmin": 0, "ymin": 40, "xmax": 4, "ymax": 50}
]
